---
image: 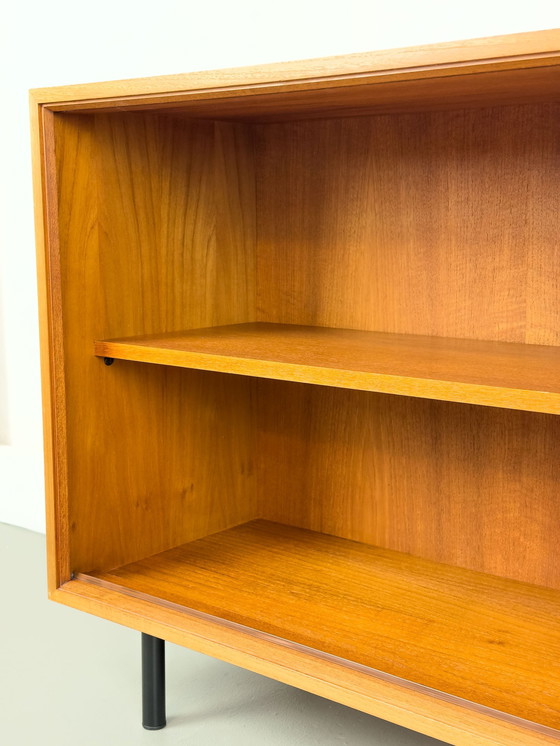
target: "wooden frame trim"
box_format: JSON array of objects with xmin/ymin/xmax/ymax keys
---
[
  {"xmin": 54, "ymin": 579, "xmax": 560, "ymax": 746},
  {"xmin": 29, "ymin": 29, "xmax": 560, "ymax": 111},
  {"xmin": 30, "ymin": 103, "xmax": 70, "ymax": 590}
]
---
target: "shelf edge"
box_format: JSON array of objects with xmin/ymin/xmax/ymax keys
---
[
  {"xmin": 53, "ymin": 577, "xmax": 560, "ymax": 746},
  {"xmin": 94, "ymin": 340, "xmax": 560, "ymax": 416}
]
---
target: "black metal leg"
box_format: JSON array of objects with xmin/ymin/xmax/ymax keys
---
[{"xmin": 142, "ymin": 633, "xmax": 166, "ymax": 730}]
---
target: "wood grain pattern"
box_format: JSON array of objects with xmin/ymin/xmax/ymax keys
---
[
  {"xmin": 126, "ymin": 65, "xmax": 560, "ymax": 121},
  {"xmin": 54, "ymin": 578, "xmax": 560, "ymax": 746},
  {"xmin": 96, "ymin": 322, "xmax": 560, "ymax": 414},
  {"xmin": 53, "ymin": 112, "xmax": 257, "ymax": 572},
  {"xmin": 30, "ymin": 103, "xmax": 70, "ymax": 589},
  {"xmin": 256, "ymin": 105, "xmax": 560, "ymax": 345},
  {"xmin": 93, "ymin": 115, "xmax": 255, "ymax": 333},
  {"xmin": 258, "ymin": 382, "xmax": 560, "ymax": 589},
  {"xmin": 85, "ymin": 520, "xmax": 560, "ymax": 730}
]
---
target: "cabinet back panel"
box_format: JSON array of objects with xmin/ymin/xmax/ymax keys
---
[
  {"xmin": 257, "ymin": 380, "xmax": 560, "ymax": 589},
  {"xmin": 52, "ymin": 112, "xmax": 257, "ymax": 573},
  {"xmin": 256, "ymin": 104, "xmax": 560, "ymax": 344}
]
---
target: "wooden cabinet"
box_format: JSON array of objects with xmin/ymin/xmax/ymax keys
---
[{"xmin": 31, "ymin": 30, "xmax": 560, "ymax": 745}]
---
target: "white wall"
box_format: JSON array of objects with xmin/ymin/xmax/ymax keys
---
[{"xmin": 1, "ymin": 0, "xmax": 559, "ymax": 533}]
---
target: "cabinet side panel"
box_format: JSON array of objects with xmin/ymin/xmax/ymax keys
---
[
  {"xmin": 257, "ymin": 381, "xmax": 560, "ymax": 589},
  {"xmin": 33, "ymin": 105, "xmax": 71, "ymax": 587},
  {"xmin": 92, "ymin": 115, "xmax": 256, "ymax": 334},
  {"xmin": 54, "ymin": 113, "xmax": 257, "ymax": 573},
  {"xmin": 255, "ymin": 104, "xmax": 560, "ymax": 344}
]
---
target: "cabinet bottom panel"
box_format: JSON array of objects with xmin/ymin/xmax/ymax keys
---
[{"xmin": 76, "ymin": 519, "xmax": 560, "ymax": 734}]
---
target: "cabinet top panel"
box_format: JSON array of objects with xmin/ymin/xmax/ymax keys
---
[{"xmin": 30, "ymin": 30, "xmax": 560, "ymax": 119}]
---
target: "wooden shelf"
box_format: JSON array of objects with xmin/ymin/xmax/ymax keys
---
[
  {"xmin": 95, "ymin": 322, "xmax": 560, "ymax": 414},
  {"xmin": 82, "ymin": 520, "xmax": 560, "ymax": 731}
]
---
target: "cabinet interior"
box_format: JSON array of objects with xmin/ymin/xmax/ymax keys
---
[{"xmin": 48, "ymin": 70, "xmax": 560, "ymax": 730}]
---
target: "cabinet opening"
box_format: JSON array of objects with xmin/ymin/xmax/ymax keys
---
[{"xmin": 48, "ymin": 86, "xmax": 560, "ymax": 734}]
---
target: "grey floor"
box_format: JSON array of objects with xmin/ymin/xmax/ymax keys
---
[{"xmin": 0, "ymin": 523, "xmax": 445, "ymax": 745}]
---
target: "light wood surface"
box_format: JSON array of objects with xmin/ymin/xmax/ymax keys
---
[
  {"xmin": 251, "ymin": 101, "xmax": 560, "ymax": 589},
  {"xmin": 51, "ymin": 113, "xmax": 257, "ymax": 573},
  {"xmin": 31, "ymin": 104, "xmax": 67, "ymax": 591},
  {"xmin": 257, "ymin": 381, "xmax": 560, "ymax": 589},
  {"xmin": 30, "ymin": 29, "xmax": 560, "ymax": 111},
  {"xmin": 117, "ymin": 65, "xmax": 560, "ymax": 120},
  {"xmin": 84, "ymin": 520, "xmax": 560, "ymax": 731},
  {"xmin": 256, "ymin": 105, "xmax": 560, "ymax": 345},
  {"xmin": 55, "ymin": 578, "xmax": 560, "ymax": 746},
  {"xmin": 96, "ymin": 322, "xmax": 560, "ymax": 414}
]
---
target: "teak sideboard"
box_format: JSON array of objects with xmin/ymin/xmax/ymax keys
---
[{"xmin": 31, "ymin": 30, "xmax": 560, "ymax": 745}]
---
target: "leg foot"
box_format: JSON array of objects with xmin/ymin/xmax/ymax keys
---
[{"xmin": 142, "ymin": 633, "xmax": 166, "ymax": 730}]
